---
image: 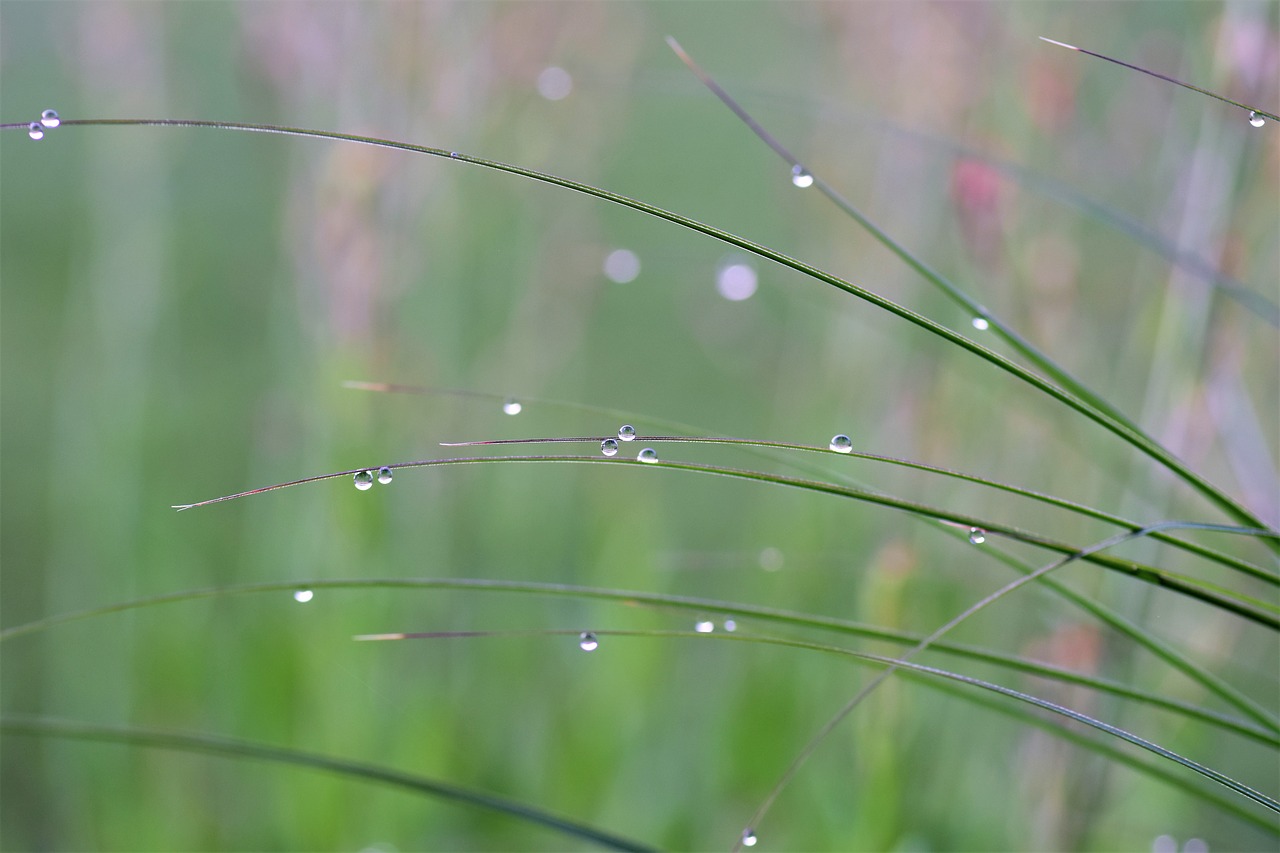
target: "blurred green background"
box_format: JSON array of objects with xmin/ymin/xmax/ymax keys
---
[{"xmin": 2, "ymin": 1, "xmax": 1277, "ymax": 850}]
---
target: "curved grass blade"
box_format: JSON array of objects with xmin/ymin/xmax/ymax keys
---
[
  {"xmin": 169, "ymin": 454, "xmax": 1280, "ymax": 629},
  {"xmin": 1040, "ymin": 37, "xmax": 1280, "ymax": 122},
  {"xmin": 4, "ymin": 116, "xmax": 1270, "ymax": 537},
  {"xmin": 3, "ymin": 578, "xmax": 1273, "ymax": 747},
  {"xmin": 441, "ymin": 433, "xmax": 1277, "ymax": 589},
  {"xmin": 0, "ymin": 716, "xmax": 655, "ymax": 851},
  {"xmin": 662, "ymin": 37, "xmax": 1279, "ymax": 542},
  {"xmin": 736, "ymin": 522, "xmax": 1280, "ymax": 846}
]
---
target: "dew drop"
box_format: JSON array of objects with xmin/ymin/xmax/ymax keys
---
[
  {"xmin": 293, "ymin": 589, "xmax": 314, "ymax": 603},
  {"xmin": 790, "ymin": 164, "xmax": 814, "ymax": 188},
  {"xmin": 637, "ymin": 447, "xmax": 659, "ymax": 464},
  {"xmin": 27, "ymin": 122, "xmax": 43, "ymax": 141},
  {"xmin": 537, "ymin": 66, "xmax": 573, "ymax": 101},
  {"xmin": 578, "ymin": 631, "xmax": 599, "ymax": 652},
  {"xmin": 601, "ymin": 438, "xmax": 619, "ymax": 457},
  {"xmin": 694, "ymin": 620, "xmax": 714, "ymax": 633},
  {"xmin": 742, "ymin": 829, "xmax": 759, "ymax": 847},
  {"xmin": 354, "ymin": 470, "xmax": 375, "ymax": 490},
  {"xmin": 377, "ymin": 466, "xmax": 394, "ymax": 485},
  {"xmin": 1249, "ymin": 110, "xmax": 1265, "ymax": 128},
  {"xmin": 618, "ymin": 424, "xmax": 636, "ymax": 441},
  {"xmin": 40, "ymin": 109, "xmax": 61, "ymax": 128},
  {"xmin": 723, "ymin": 619, "xmax": 737, "ymax": 632},
  {"xmin": 968, "ymin": 528, "xmax": 986, "ymax": 545},
  {"xmin": 449, "ymin": 151, "xmax": 460, "ymax": 158},
  {"xmin": 603, "ymin": 248, "xmax": 640, "ymax": 284},
  {"xmin": 829, "ymin": 434, "xmax": 853, "ymax": 453},
  {"xmin": 502, "ymin": 398, "xmax": 523, "ymax": 415},
  {"xmin": 971, "ymin": 317, "xmax": 990, "ymax": 331}
]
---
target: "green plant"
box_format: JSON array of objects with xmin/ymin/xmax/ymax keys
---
[{"xmin": 2, "ymin": 4, "xmax": 1277, "ymax": 850}]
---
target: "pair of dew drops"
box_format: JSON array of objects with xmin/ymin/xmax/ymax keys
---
[
  {"xmin": 353, "ymin": 466, "xmax": 393, "ymax": 490},
  {"xmin": 26, "ymin": 109, "xmax": 60, "ymax": 139}
]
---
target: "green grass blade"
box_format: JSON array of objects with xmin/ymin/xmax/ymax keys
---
[
  {"xmin": 3, "ymin": 578, "xmax": 1273, "ymax": 746},
  {"xmin": 0, "ymin": 717, "xmax": 655, "ymax": 851},
  {"xmin": 170, "ymin": 454, "xmax": 1280, "ymax": 629},
  {"xmin": 5, "ymin": 116, "xmax": 1271, "ymax": 538}
]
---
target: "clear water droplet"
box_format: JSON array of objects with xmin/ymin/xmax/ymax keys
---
[
  {"xmin": 354, "ymin": 470, "xmax": 375, "ymax": 490},
  {"xmin": 790, "ymin": 164, "xmax": 814, "ymax": 188},
  {"xmin": 968, "ymin": 528, "xmax": 986, "ymax": 545},
  {"xmin": 601, "ymin": 438, "xmax": 619, "ymax": 457},
  {"xmin": 618, "ymin": 424, "xmax": 636, "ymax": 441},
  {"xmin": 377, "ymin": 466, "xmax": 394, "ymax": 485},
  {"xmin": 578, "ymin": 631, "xmax": 599, "ymax": 652},
  {"xmin": 723, "ymin": 619, "xmax": 737, "ymax": 632},
  {"xmin": 293, "ymin": 589, "xmax": 314, "ymax": 603},
  {"xmin": 27, "ymin": 122, "xmax": 44, "ymax": 141},
  {"xmin": 971, "ymin": 317, "xmax": 990, "ymax": 331},
  {"xmin": 1249, "ymin": 111, "xmax": 1265, "ymax": 128},
  {"xmin": 742, "ymin": 829, "xmax": 759, "ymax": 847},
  {"xmin": 40, "ymin": 109, "xmax": 61, "ymax": 129},
  {"xmin": 502, "ymin": 398, "xmax": 522, "ymax": 415},
  {"xmin": 603, "ymin": 248, "xmax": 641, "ymax": 283},
  {"xmin": 637, "ymin": 447, "xmax": 659, "ymax": 463},
  {"xmin": 717, "ymin": 261, "xmax": 757, "ymax": 301},
  {"xmin": 829, "ymin": 434, "xmax": 853, "ymax": 453},
  {"xmin": 449, "ymin": 151, "xmax": 460, "ymax": 158},
  {"xmin": 694, "ymin": 620, "xmax": 714, "ymax": 633}
]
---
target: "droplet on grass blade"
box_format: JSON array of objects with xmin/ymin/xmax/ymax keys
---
[
  {"xmin": 972, "ymin": 317, "xmax": 990, "ymax": 330},
  {"xmin": 618, "ymin": 424, "xmax": 636, "ymax": 441},
  {"xmin": 829, "ymin": 434, "xmax": 853, "ymax": 453},
  {"xmin": 969, "ymin": 528, "xmax": 987, "ymax": 545},
  {"xmin": 637, "ymin": 447, "xmax": 659, "ymax": 463},
  {"xmin": 695, "ymin": 620, "xmax": 714, "ymax": 633},
  {"xmin": 601, "ymin": 438, "xmax": 619, "ymax": 457},
  {"xmin": 354, "ymin": 470, "xmax": 375, "ymax": 490},
  {"xmin": 1249, "ymin": 111, "xmax": 1265, "ymax": 127},
  {"xmin": 578, "ymin": 632, "xmax": 599, "ymax": 652},
  {"xmin": 293, "ymin": 589, "xmax": 314, "ymax": 603},
  {"xmin": 377, "ymin": 467, "xmax": 394, "ymax": 485},
  {"xmin": 790, "ymin": 164, "xmax": 814, "ymax": 188},
  {"xmin": 502, "ymin": 398, "xmax": 522, "ymax": 415},
  {"xmin": 741, "ymin": 829, "xmax": 759, "ymax": 847},
  {"xmin": 724, "ymin": 619, "xmax": 737, "ymax": 632},
  {"xmin": 40, "ymin": 109, "xmax": 60, "ymax": 128},
  {"xmin": 27, "ymin": 122, "xmax": 43, "ymax": 140}
]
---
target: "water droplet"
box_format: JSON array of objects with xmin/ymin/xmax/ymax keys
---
[
  {"xmin": 40, "ymin": 109, "xmax": 61, "ymax": 129},
  {"xmin": 971, "ymin": 317, "xmax": 990, "ymax": 331},
  {"xmin": 377, "ymin": 466, "xmax": 394, "ymax": 485},
  {"xmin": 354, "ymin": 470, "xmax": 375, "ymax": 490},
  {"xmin": 968, "ymin": 528, "xmax": 986, "ymax": 545},
  {"xmin": 723, "ymin": 619, "xmax": 737, "ymax": 632},
  {"xmin": 449, "ymin": 151, "xmax": 460, "ymax": 158},
  {"xmin": 790, "ymin": 164, "xmax": 814, "ymax": 188},
  {"xmin": 694, "ymin": 620, "xmax": 714, "ymax": 633},
  {"xmin": 537, "ymin": 66, "xmax": 573, "ymax": 101},
  {"xmin": 502, "ymin": 398, "xmax": 522, "ymax": 415},
  {"xmin": 603, "ymin": 248, "xmax": 640, "ymax": 283},
  {"xmin": 829, "ymin": 434, "xmax": 853, "ymax": 453},
  {"xmin": 1249, "ymin": 111, "xmax": 1265, "ymax": 128},
  {"xmin": 578, "ymin": 631, "xmax": 599, "ymax": 652},
  {"xmin": 601, "ymin": 438, "xmax": 619, "ymax": 457},
  {"xmin": 637, "ymin": 447, "xmax": 659, "ymax": 463},
  {"xmin": 618, "ymin": 424, "xmax": 636, "ymax": 441},
  {"xmin": 27, "ymin": 122, "xmax": 44, "ymax": 141},
  {"xmin": 293, "ymin": 589, "xmax": 314, "ymax": 603},
  {"xmin": 717, "ymin": 261, "xmax": 757, "ymax": 301},
  {"xmin": 742, "ymin": 829, "xmax": 759, "ymax": 847}
]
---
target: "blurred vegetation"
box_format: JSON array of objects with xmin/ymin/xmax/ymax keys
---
[{"xmin": 2, "ymin": 2, "xmax": 1277, "ymax": 850}]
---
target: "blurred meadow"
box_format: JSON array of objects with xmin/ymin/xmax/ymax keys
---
[{"xmin": 2, "ymin": 1, "xmax": 1278, "ymax": 850}]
